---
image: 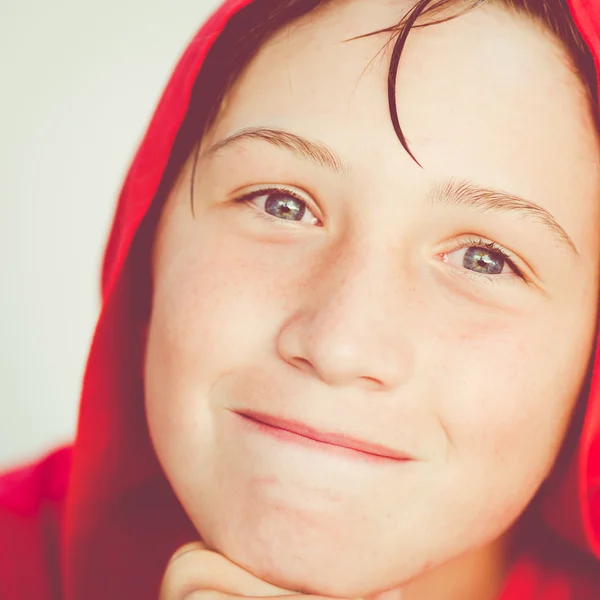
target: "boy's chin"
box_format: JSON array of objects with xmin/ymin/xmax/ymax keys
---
[
  {"xmin": 229, "ymin": 544, "xmax": 409, "ymax": 598},
  {"xmin": 199, "ymin": 518, "xmax": 417, "ymax": 598}
]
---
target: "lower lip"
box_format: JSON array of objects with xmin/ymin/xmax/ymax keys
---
[{"xmin": 232, "ymin": 412, "xmax": 409, "ymax": 465}]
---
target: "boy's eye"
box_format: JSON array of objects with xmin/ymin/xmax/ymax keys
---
[
  {"xmin": 462, "ymin": 246, "xmax": 505, "ymax": 275},
  {"xmin": 263, "ymin": 192, "xmax": 307, "ymax": 221},
  {"xmin": 445, "ymin": 241, "xmax": 520, "ymax": 277},
  {"xmin": 240, "ymin": 188, "xmax": 321, "ymax": 225}
]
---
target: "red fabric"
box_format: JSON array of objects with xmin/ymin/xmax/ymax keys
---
[
  {"xmin": 0, "ymin": 447, "xmax": 71, "ymax": 600},
  {"xmin": 1, "ymin": 0, "xmax": 600, "ymax": 598}
]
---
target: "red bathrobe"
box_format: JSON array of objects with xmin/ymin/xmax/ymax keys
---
[{"xmin": 1, "ymin": 1, "xmax": 599, "ymax": 598}]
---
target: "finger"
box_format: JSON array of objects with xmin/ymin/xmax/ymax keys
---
[
  {"xmin": 184, "ymin": 593, "xmax": 344, "ymax": 600},
  {"xmin": 160, "ymin": 543, "xmax": 295, "ymax": 600}
]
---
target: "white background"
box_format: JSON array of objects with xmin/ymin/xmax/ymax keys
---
[{"xmin": 0, "ymin": 0, "xmax": 221, "ymax": 470}]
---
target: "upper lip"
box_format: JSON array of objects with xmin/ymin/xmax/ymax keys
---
[{"xmin": 234, "ymin": 409, "xmax": 414, "ymax": 461}]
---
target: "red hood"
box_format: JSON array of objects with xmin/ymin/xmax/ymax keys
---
[{"xmin": 62, "ymin": 1, "xmax": 600, "ymax": 598}]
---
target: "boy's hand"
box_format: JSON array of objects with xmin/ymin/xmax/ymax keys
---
[{"xmin": 159, "ymin": 541, "xmax": 336, "ymax": 600}]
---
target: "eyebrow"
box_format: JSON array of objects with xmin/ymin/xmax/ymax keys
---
[
  {"xmin": 206, "ymin": 127, "xmax": 577, "ymax": 255},
  {"xmin": 205, "ymin": 126, "xmax": 347, "ymax": 174},
  {"xmin": 431, "ymin": 179, "xmax": 578, "ymax": 255}
]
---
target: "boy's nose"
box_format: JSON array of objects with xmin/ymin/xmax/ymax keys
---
[{"xmin": 276, "ymin": 244, "xmax": 416, "ymax": 391}]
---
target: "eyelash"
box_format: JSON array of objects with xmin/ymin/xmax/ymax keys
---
[{"xmin": 232, "ymin": 187, "xmax": 525, "ymax": 280}]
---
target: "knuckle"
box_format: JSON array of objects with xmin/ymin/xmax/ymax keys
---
[
  {"xmin": 160, "ymin": 542, "xmax": 220, "ymax": 600},
  {"xmin": 168, "ymin": 541, "xmax": 207, "ymax": 566},
  {"xmin": 186, "ymin": 592, "xmax": 228, "ymax": 600}
]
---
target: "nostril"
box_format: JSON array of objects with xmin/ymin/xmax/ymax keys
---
[
  {"xmin": 360, "ymin": 375, "xmax": 386, "ymax": 390},
  {"xmin": 290, "ymin": 356, "xmax": 316, "ymax": 374}
]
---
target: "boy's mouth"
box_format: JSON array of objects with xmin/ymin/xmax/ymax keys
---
[{"xmin": 231, "ymin": 409, "xmax": 415, "ymax": 463}]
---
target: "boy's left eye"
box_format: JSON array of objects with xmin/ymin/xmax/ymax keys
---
[
  {"xmin": 241, "ymin": 189, "xmax": 321, "ymax": 225},
  {"xmin": 444, "ymin": 239, "xmax": 522, "ymax": 279}
]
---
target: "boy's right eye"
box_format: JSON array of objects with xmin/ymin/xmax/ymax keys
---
[{"xmin": 235, "ymin": 187, "xmax": 322, "ymax": 226}]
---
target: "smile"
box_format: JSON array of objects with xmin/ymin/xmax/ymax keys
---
[{"xmin": 231, "ymin": 409, "xmax": 414, "ymax": 464}]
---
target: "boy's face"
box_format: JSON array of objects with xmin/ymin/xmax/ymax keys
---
[{"xmin": 145, "ymin": 0, "xmax": 600, "ymax": 596}]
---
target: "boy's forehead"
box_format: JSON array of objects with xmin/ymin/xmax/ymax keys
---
[{"xmin": 221, "ymin": 0, "xmax": 590, "ymax": 148}]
